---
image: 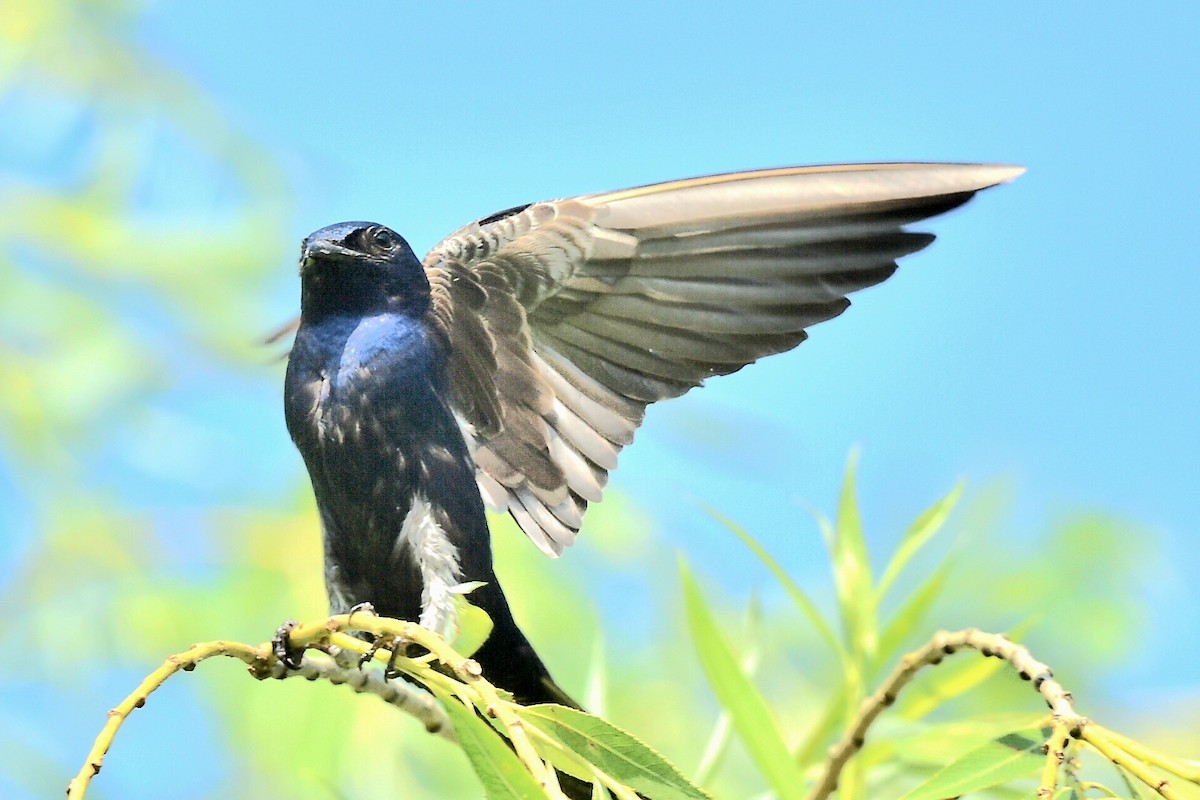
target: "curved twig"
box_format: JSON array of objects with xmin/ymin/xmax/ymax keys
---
[
  {"xmin": 806, "ymin": 628, "xmax": 1084, "ymax": 800},
  {"xmin": 66, "ymin": 614, "xmax": 566, "ymax": 800}
]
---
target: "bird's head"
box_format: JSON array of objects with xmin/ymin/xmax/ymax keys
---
[{"xmin": 298, "ymin": 221, "xmax": 429, "ymax": 319}]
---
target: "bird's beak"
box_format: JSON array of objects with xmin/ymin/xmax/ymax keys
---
[{"xmin": 300, "ymin": 239, "xmax": 361, "ymax": 273}]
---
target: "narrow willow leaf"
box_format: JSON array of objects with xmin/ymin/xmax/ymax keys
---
[
  {"xmin": 430, "ymin": 686, "xmax": 549, "ymax": 800},
  {"xmin": 1116, "ymin": 764, "xmax": 1148, "ymax": 799},
  {"xmin": 876, "ymin": 554, "xmax": 955, "ymax": 668},
  {"xmin": 987, "ymin": 786, "xmax": 1050, "ymax": 800},
  {"xmin": 450, "ymin": 585, "xmax": 494, "ymax": 657},
  {"xmin": 875, "ymin": 481, "xmax": 963, "ymax": 603},
  {"xmin": 896, "ymin": 728, "xmax": 1049, "ymax": 800},
  {"xmin": 520, "ymin": 704, "xmax": 712, "ymax": 800},
  {"xmin": 898, "ymin": 653, "xmax": 1007, "ymax": 722},
  {"xmin": 792, "ymin": 682, "xmax": 848, "ymax": 768},
  {"xmin": 1088, "ymin": 723, "xmax": 1200, "ymax": 782},
  {"xmin": 703, "ymin": 504, "xmax": 847, "ymax": 666},
  {"xmin": 679, "ymin": 558, "xmax": 806, "ymax": 800},
  {"xmin": 695, "ymin": 597, "xmax": 762, "ymax": 785},
  {"xmin": 693, "ymin": 712, "xmax": 732, "ymax": 787},
  {"xmin": 583, "ymin": 633, "xmax": 608, "ymax": 717},
  {"xmin": 815, "ymin": 511, "xmax": 836, "ymax": 551},
  {"xmin": 885, "ymin": 713, "xmax": 1049, "ymax": 767},
  {"xmin": 832, "ymin": 451, "xmax": 877, "ymax": 662},
  {"xmin": 839, "ymin": 759, "xmax": 867, "ymax": 800},
  {"xmin": 898, "ymin": 618, "xmax": 1038, "ymax": 722}
]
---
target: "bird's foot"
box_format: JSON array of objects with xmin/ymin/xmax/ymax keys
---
[
  {"xmin": 357, "ymin": 633, "xmax": 393, "ymax": 670},
  {"xmin": 344, "ymin": 602, "xmax": 412, "ymax": 679},
  {"xmin": 384, "ymin": 641, "xmax": 418, "ymax": 681},
  {"xmin": 272, "ymin": 619, "xmax": 305, "ymax": 670},
  {"xmin": 346, "ymin": 601, "xmax": 377, "ymax": 623},
  {"xmin": 357, "ymin": 634, "xmax": 416, "ymax": 680}
]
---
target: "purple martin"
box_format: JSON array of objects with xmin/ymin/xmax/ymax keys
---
[{"xmin": 282, "ymin": 163, "xmax": 1022, "ymax": 711}]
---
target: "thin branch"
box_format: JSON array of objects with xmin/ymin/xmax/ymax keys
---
[
  {"xmin": 1038, "ymin": 721, "xmax": 1072, "ymax": 800},
  {"xmin": 806, "ymin": 628, "xmax": 1085, "ymax": 800},
  {"xmin": 67, "ymin": 615, "xmax": 566, "ymax": 800},
  {"xmin": 70, "ymin": 616, "xmax": 1191, "ymax": 800},
  {"xmin": 1086, "ymin": 724, "xmax": 1200, "ymax": 782},
  {"xmin": 272, "ymin": 647, "xmax": 453, "ymax": 736},
  {"xmin": 1082, "ymin": 727, "xmax": 1178, "ymax": 800},
  {"xmin": 66, "ymin": 640, "xmax": 266, "ymax": 798},
  {"xmin": 301, "ymin": 615, "xmax": 569, "ymax": 799}
]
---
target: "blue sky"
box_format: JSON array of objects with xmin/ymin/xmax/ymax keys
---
[{"xmin": 122, "ymin": 2, "xmax": 1200, "ymax": 689}]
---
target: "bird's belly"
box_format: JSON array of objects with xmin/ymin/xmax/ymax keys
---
[
  {"xmin": 323, "ymin": 492, "xmax": 459, "ymax": 613},
  {"xmin": 311, "ymin": 393, "xmax": 475, "ymax": 638}
]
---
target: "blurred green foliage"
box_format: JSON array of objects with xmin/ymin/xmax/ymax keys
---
[
  {"xmin": 2, "ymin": 3, "xmax": 1196, "ymax": 799},
  {"xmin": 680, "ymin": 466, "xmax": 1199, "ymax": 800}
]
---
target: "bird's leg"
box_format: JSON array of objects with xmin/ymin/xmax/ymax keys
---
[
  {"xmin": 272, "ymin": 619, "xmax": 305, "ymax": 670},
  {"xmin": 384, "ymin": 640, "xmax": 420, "ymax": 681}
]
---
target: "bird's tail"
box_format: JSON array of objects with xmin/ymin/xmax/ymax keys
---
[
  {"xmin": 470, "ymin": 607, "xmax": 581, "ymax": 709},
  {"xmin": 470, "ymin": 606, "xmax": 611, "ymax": 799}
]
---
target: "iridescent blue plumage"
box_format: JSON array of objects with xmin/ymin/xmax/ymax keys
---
[{"xmin": 283, "ymin": 221, "xmax": 572, "ymax": 707}]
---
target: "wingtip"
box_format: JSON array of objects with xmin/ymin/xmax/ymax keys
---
[
  {"xmin": 975, "ymin": 163, "xmax": 1026, "ymax": 186},
  {"xmin": 892, "ymin": 162, "xmax": 1025, "ymax": 191},
  {"xmin": 867, "ymin": 162, "xmax": 1026, "ymax": 196}
]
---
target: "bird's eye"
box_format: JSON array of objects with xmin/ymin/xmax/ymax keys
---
[{"xmin": 370, "ymin": 228, "xmax": 396, "ymax": 250}]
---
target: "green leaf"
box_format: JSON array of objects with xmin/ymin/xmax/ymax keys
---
[
  {"xmin": 876, "ymin": 553, "xmax": 956, "ymax": 667},
  {"xmin": 830, "ymin": 451, "xmax": 877, "ymax": 662},
  {"xmin": 520, "ymin": 704, "xmax": 712, "ymax": 800},
  {"xmin": 430, "ymin": 687, "xmax": 549, "ymax": 800},
  {"xmin": 693, "ymin": 711, "xmax": 732, "ymax": 787},
  {"xmin": 1116, "ymin": 765, "xmax": 1149, "ymax": 799},
  {"xmin": 884, "ymin": 713, "xmax": 1050, "ymax": 767},
  {"xmin": 582, "ymin": 633, "xmax": 609, "ymax": 716},
  {"xmin": 839, "ymin": 759, "xmax": 867, "ymax": 800},
  {"xmin": 703, "ymin": 504, "xmax": 848, "ymax": 666},
  {"xmin": 792, "ymin": 682, "xmax": 849, "ymax": 768},
  {"xmin": 875, "ymin": 481, "xmax": 963, "ymax": 603},
  {"xmin": 679, "ymin": 557, "xmax": 806, "ymax": 800},
  {"xmin": 450, "ymin": 583, "xmax": 494, "ymax": 657},
  {"xmin": 898, "ymin": 618, "xmax": 1039, "ymax": 721},
  {"xmin": 1087, "ymin": 723, "xmax": 1200, "ymax": 783},
  {"xmin": 897, "ymin": 728, "xmax": 1049, "ymax": 800},
  {"xmin": 695, "ymin": 596, "xmax": 762, "ymax": 785}
]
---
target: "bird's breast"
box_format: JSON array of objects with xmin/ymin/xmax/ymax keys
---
[
  {"xmin": 285, "ymin": 311, "xmax": 481, "ymax": 522},
  {"xmin": 288, "ymin": 313, "xmax": 438, "ymax": 445},
  {"xmin": 284, "ymin": 310, "xmax": 490, "ymax": 625}
]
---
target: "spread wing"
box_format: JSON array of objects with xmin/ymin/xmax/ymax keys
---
[{"xmin": 424, "ymin": 163, "xmax": 1023, "ymax": 556}]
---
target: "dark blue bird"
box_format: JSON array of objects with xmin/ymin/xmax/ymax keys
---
[
  {"xmin": 282, "ymin": 164, "xmax": 1022, "ymax": 710},
  {"xmin": 283, "ymin": 221, "xmax": 573, "ymax": 705}
]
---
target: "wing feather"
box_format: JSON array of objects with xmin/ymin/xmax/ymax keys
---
[{"xmin": 424, "ymin": 163, "xmax": 1022, "ymax": 554}]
